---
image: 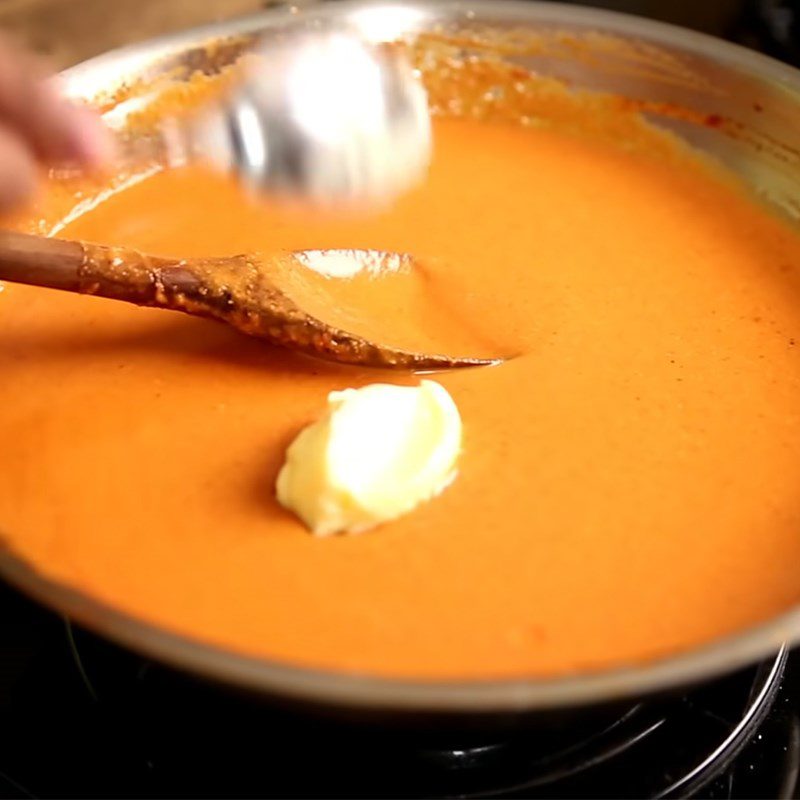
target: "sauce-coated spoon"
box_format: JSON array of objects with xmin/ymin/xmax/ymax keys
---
[{"xmin": 0, "ymin": 231, "xmax": 496, "ymax": 370}]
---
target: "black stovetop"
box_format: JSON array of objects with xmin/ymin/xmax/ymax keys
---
[{"xmin": 1, "ymin": 580, "xmax": 799, "ymax": 799}]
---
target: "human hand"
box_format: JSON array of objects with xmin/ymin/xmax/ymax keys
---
[{"xmin": 0, "ymin": 36, "xmax": 113, "ymax": 211}]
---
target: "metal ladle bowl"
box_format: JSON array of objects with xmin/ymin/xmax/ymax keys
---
[
  {"xmin": 183, "ymin": 26, "xmax": 432, "ymax": 206},
  {"xmin": 107, "ymin": 24, "xmax": 433, "ymax": 208}
]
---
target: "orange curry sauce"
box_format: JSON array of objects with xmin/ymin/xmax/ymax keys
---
[{"xmin": 2, "ymin": 55, "xmax": 800, "ymax": 680}]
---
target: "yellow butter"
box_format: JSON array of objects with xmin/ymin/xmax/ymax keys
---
[{"xmin": 276, "ymin": 380, "xmax": 462, "ymax": 535}]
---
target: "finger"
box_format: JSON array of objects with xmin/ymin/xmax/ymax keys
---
[
  {"xmin": 53, "ymin": 97, "xmax": 116, "ymax": 168},
  {"xmin": 0, "ymin": 36, "xmax": 113, "ymax": 169},
  {"xmin": 0, "ymin": 123, "xmax": 38, "ymax": 212}
]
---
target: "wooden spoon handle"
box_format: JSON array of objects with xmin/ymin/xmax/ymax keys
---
[
  {"xmin": 0, "ymin": 230, "xmax": 85, "ymax": 291},
  {"xmin": 0, "ymin": 230, "xmax": 184, "ymax": 306}
]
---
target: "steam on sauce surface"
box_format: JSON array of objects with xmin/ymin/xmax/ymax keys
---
[{"xmin": 2, "ymin": 58, "xmax": 800, "ymax": 679}]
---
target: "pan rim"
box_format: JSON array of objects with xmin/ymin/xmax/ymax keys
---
[{"xmin": 5, "ymin": 0, "xmax": 800, "ymax": 713}]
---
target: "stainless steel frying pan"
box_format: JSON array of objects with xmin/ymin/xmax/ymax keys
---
[{"xmin": 2, "ymin": 0, "xmax": 800, "ymax": 720}]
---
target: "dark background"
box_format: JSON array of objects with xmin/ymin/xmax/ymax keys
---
[{"xmin": 0, "ymin": 0, "xmax": 797, "ymax": 69}]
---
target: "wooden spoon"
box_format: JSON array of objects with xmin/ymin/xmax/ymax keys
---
[{"xmin": 0, "ymin": 231, "xmax": 497, "ymax": 370}]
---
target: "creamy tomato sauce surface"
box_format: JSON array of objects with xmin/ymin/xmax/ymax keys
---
[{"xmin": 2, "ymin": 59, "xmax": 800, "ymax": 679}]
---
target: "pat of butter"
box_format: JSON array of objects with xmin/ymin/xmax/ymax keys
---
[{"xmin": 276, "ymin": 381, "xmax": 462, "ymax": 536}]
